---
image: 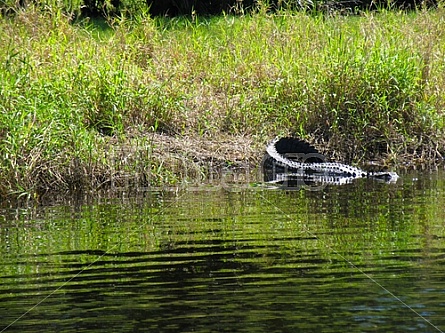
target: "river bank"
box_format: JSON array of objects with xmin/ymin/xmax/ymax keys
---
[{"xmin": 1, "ymin": 7, "xmax": 444, "ymax": 200}]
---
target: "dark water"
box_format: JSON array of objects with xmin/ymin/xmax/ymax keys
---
[{"xmin": 1, "ymin": 170, "xmax": 445, "ymax": 333}]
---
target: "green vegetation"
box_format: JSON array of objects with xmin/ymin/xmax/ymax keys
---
[{"xmin": 1, "ymin": 5, "xmax": 445, "ymax": 200}]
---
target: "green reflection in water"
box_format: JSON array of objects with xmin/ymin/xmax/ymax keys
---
[{"xmin": 0, "ymin": 170, "xmax": 445, "ymax": 332}]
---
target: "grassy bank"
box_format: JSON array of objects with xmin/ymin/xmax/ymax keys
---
[{"xmin": 1, "ymin": 6, "xmax": 445, "ymax": 200}]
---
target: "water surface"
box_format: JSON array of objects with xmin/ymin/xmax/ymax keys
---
[{"xmin": 1, "ymin": 170, "xmax": 445, "ymax": 332}]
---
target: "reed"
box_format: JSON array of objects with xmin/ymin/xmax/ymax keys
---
[{"xmin": 1, "ymin": 5, "xmax": 444, "ymax": 199}]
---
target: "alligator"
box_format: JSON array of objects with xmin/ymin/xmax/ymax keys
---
[{"xmin": 263, "ymin": 137, "xmax": 398, "ymax": 185}]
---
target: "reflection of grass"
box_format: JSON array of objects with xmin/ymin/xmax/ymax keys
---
[
  {"xmin": 3, "ymin": 181, "xmax": 445, "ymax": 276},
  {"xmin": 1, "ymin": 7, "xmax": 445, "ymax": 198},
  {"xmin": 1, "ymin": 185, "xmax": 444, "ymax": 332}
]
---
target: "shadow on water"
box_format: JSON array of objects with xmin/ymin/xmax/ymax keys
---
[{"xmin": 1, "ymin": 169, "xmax": 445, "ymax": 332}]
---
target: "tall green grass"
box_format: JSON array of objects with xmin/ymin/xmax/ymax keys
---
[{"xmin": 1, "ymin": 6, "xmax": 445, "ymax": 199}]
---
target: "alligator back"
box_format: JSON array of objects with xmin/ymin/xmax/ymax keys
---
[{"xmin": 273, "ymin": 137, "xmax": 323, "ymax": 163}]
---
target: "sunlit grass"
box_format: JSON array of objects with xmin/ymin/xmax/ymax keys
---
[{"xmin": 1, "ymin": 6, "xmax": 445, "ymax": 199}]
